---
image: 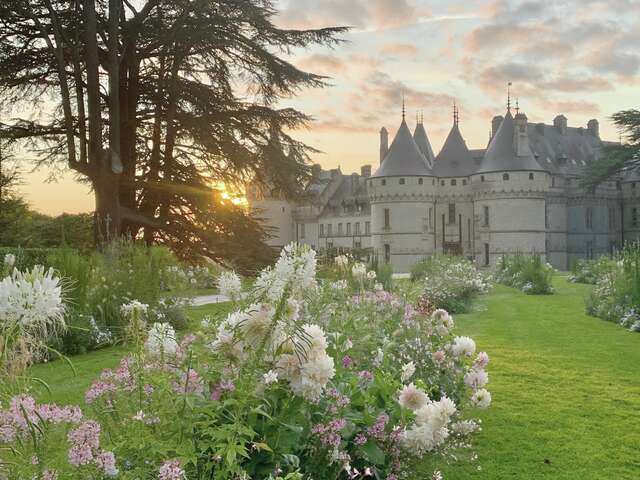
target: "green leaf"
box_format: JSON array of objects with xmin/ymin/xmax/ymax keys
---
[{"xmin": 360, "ymin": 441, "xmax": 386, "ymax": 465}]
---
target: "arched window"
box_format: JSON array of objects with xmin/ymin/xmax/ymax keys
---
[
  {"xmin": 529, "ymin": 172, "xmax": 534, "ymax": 180},
  {"xmin": 503, "ymin": 173, "xmax": 510, "ymax": 181},
  {"xmin": 418, "ymin": 178, "xmax": 423, "ymax": 185}
]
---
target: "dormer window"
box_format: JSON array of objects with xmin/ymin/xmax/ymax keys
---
[
  {"xmin": 399, "ymin": 178, "xmax": 405, "ymax": 185},
  {"xmin": 503, "ymin": 173, "xmax": 510, "ymax": 181}
]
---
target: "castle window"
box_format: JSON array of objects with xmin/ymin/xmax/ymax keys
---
[
  {"xmin": 399, "ymin": 178, "xmax": 405, "ymax": 185},
  {"xmin": 545, "ymin": 203, "xmax": 550, "ymax": 229},
  {"xmin": 586, "ymin": 240, "xmax": 594, "ymax": 260},
  {"xmin": 633, "ymin": 182, "xmax": 637, "ymax": 189},
  {"xmin": 463, "ymin": 179, "xmax": 467, "ymax": 185},
  {"xmin": 481, "ymin": 175, "xmax": 485, "ymax": 182},
  {"xmin": 484, "ymin": 243, "xmax": 490, "ymax": 266},
  {"xmin": 552, "ymin": 176, "xmax": 555, "ymax": 187},
  {"xmin": 428, "ymin": 207, "xmax": 433, "ymax": 228},
  {"xmin": 327, "ymin": 224, "xmax": 333, "ymax": 236},
  {"xmin": 483, "ymin": 206, "xmax": 489, "ymax": 227},
  {"xmin": 381, "ymin": 179, "xmax": 386, "ymax": 186},
  {"xmin": 448, "ymin": 203, "xmax": 456, "ymax": 224},
  {"xmin": 632, "ymin": 207, "xmax": 638, "ymax": 227},
  {"xmin": 503, "ymin": 173, "xmax": 510, "ymax": 181},
  {"xmin": 355, "ymin": 222, "xmax": 361, "ymax": 235},
  {"xmin": 440, "ymin": 180, "xmax": 445, "ymax": 186},
  {"xmin": 282, "ymin": 206, "xmax": 286, "ymax": 212},
  {"xmin": 585, "ymin": 207, "xmax": 593, "ymax": 230},
  {"xmin": 327, "ymin": 241, "xmax": 333, "ymax": 249},
  {"xmin": 384, "ymin": 244, "xmax": 391, "ymax": 263},
  {"xmin": 609, "ymin": 207, "xmax": 615, "ymax": 229},
  {"xmin": 365, "ymin": 221, "xmax": 370, "ymax": 234},
  {"xmin": 300, "ymin": 223, "xmax": 306, "ymax": 239},
  {"xmin": 320, "ymin": 224, "xmax": 324, "ymax": 237},
  {"xmin": 451, "ymin": 179, "xmax": 457, "ymax": 186},
  {"xmin": 384, "ymin": 208, "xmax": 390, "ymax": 230},
  {"xmin": 418, "ymin": 178, "xmax": 423, "ymax": 185},
  {"xmin": 355, "ymin": 241, "xmax": 362, "ymax": 249},
  {"xmin": 338, "ymin": 223, "xmax": 343, "ymax": 234},
  {"xmin": 529, "ymin": 173, "xmax": 534, "ymax": 180},
  {"xmin": 346, "ymin": 222, "xmax": 351, "ymax": 235}
]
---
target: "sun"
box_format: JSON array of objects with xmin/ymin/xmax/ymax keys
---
[{"xmin": 214, "ymin": 183, "xmax": 248, "ymax": 207}]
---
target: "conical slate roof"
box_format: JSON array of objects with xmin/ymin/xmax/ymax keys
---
[
  {"xmin": 413, "ymin": 122, "xmax": 435, "ymax": 166},
  {"xmin": 373, "ymin": 119, "xmax": 432, "ymax": 177},
  {"xmin": 432, "ymin": 123, "xmax": 475, "ymax": 177},
  {"xmin": 476, "ymin": 110, "xmax": 545, "ymax": 174}
]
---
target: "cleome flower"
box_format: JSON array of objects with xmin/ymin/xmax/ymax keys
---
[{"xmin": 217, "ymin": 271, "xmax": 242, "ymax": 300}]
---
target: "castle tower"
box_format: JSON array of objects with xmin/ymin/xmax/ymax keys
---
[
  {"xmin": 432, "ymin": 106, "xmax": 476, "ymax": 257},
  {"xmin": 368, "ymin": 110, "xmax": 436, "ymax": 272},
  {"xmin": 379, "ymin": 127, "xmax": 389, "ymax": 165},
  {"xmin": 472, "ymin": 108, "xmax": 549, "ymax": 266},
  {"xmin": 413, "ymin": 112, "xmax": 435, "ymax": 168}
]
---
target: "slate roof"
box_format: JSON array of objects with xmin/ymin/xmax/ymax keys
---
[
  {"xmin": 373, "ymin": 119, "xmax": 432, "ymax": 177},
  {"xmin": 413, "ymin": 122, "xmax": 435, "ymax": 166},
  {"xmin": 476, "ymin": 111, "xmax": 545, "ymax": 174},
  {"xmin": 432, "ymin": 123, "xmax": 475, "ymax": 177}
]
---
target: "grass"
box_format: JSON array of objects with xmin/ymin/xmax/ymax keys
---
[
  {"xmin": 25, "ymin": 278, "xmax": 640, "ymax": 478},
  {"xmin": 429, "ymin": 275, "xmax": 640, "ymax": 480}
]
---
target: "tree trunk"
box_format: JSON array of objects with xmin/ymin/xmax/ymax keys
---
[{"xmin": 94, "ymin": 158, "xmax": 122, "ymax": 244}]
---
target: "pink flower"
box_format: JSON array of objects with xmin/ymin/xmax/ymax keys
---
[
  {"xmin": 342, "ymin": 355, "xmax": 353, "ymax": 368},
  {"xmin": 432, "ymin": 350, "xmax": 445, "ymax": 364},
  {"xmin": 159, "ymin": 459, "xmax": 185, "ymax": 480}
]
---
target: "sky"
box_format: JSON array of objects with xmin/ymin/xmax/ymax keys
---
[{"xmin": 15, "ymin": 0, "xmax": 640, "ymax": 215}]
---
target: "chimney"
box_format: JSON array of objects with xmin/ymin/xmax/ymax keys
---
[
  {"xmin": 513, "ymin": 112, "xmax": 529, "ymax": 157},
  {"xmin": 311, "ymin": 163, "xmax": 322, "ymax": 179},
  {"xmin": 587, "ymin": 119, "xmax": 599, "ymax": 137},
  {"xmin": 380, "ymin": 127, "xmax": 389, "ymax": 164},
  {"xmin": 361, "ymin": 164, "xmax": 372, "ymax": 177},
  {"xmin": 554, "ymin": 115, "xmax": 568, "ymax": 135},
  {"xmin": 491, "ymin": 115, "xmax": 504, "ymax": 139}
]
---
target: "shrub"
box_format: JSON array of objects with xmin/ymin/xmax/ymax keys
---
[
  {"xmin": 495, "ymin": 254, "xmax": 554, "ymax": 295},
  {"xmin": 569, "ymin": 256, "xmax": 617, "ymax": 284},
  {"xmin": 586, "ymin": 244, "xmax": 640, "ymax": 332},
  {"xmin": 412, "ymin": 256, "xmax": 490, "ymax": 313}
]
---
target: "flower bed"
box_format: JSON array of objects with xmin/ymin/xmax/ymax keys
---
[
  {"xmin": 585, "ymin": 245, "xmax": 640, "ymax": 332},
  {"xmin": 411, "ymin": 256, "xmax": 491, "ymax": 313},
  {"xmin": 568, "ymin": 257, "xmax": 617, "ymax": 284},
  {"xmin": 1, "ymin": 244, "xmax": 492, "ymax": 479},
  {"xmin": 494, "ymin": 255, "xmax": 554, "ymax": 295}
]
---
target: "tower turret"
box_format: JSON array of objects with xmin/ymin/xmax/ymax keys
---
[
  {"xmin": 514, "ymin": 109, "xmax": 529, "ymax": 157},
  {"xmin": 379, "ymin": 127, "xmax": 389, "ymax": 165}
]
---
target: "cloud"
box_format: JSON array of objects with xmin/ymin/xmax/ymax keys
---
[
  {"xmin": 275, "ymin": 0, "xmax": 418, "ymax": 30},
  {"xmin": 379, "ymin": 43, "xmax": 419, "ymax": 58},
  {"xmin": 296, "ymin": 54, "xmax": 346, "ymax": 74},
  {"xmin": 588, "ymin": 51, "xmax": 640, "ymax": 77}
]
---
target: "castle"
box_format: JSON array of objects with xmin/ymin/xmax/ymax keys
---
[{"xmin": 248, "ymin": 103, "xmax": 640, "ymax": 272}]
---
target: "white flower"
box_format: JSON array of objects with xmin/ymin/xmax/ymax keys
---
[
  {"xmin": 401, "ymin": 361, "xmax": 416, "ymax": 382},
  {"xmin": 334, "ymin": 255, "xmax": 349, "ymax": 268},
  {"xmin": 330, "ymin": 279, "xmax": 348, "ymax": 290},
  {"xmin": 145, "ymin": 322, "xmax": 179, "ymax": 358},
  {"xmin": 254, "ymin": 243, "xmax": 317, "ymax": 302},
  {"xmin": 398, "ymin": 383, "xmax": 429, "ymax": 411},
  {"xmin": 366, "ymin": 270, "xmax": 377, "ymax": 280},
  {"xmin": 471, "ymin": 388, "xmax": 492, "ymax": 408},
  {"xmin": 4, "ymin": 253, "xmax": 15, "ymax": 268},
  {"xmin": 464, "ymin": 368, "xmax": 489, "ymax": 390},
  {"xmin": 374, "ymin": 348, "xmax": 384, "ymax": 367},
  {"xmin": 0, "ymin": 265, "xmax": 65, "ymax": 330},
  {"xmin": 351, "ymin": 262, "xmax": 367, "ymax": 278},
  {"xmin": 451, "ymin": 420, "xmax": 479, "ymax": 435},
  {"xmin": 451, "ymin": 336, "xmax": 476, "ymax": 357},
  {"xmin": 403, "ymin": 396, "xmax": 456, "ymax": 454},
  {"xmin": 432, "ymin": 309, "xmax": 454, "ymax": 335},
  {"xmin": 263, "ymin": 370, "xmax": 279, "ymax": 385},
  {"xmin": 344, "ymin": 338, "xmax": 353, "ymax": 350},
  {"xmin": 217, "ymin": 271, "xmax": 242, "ymax": 300},
  {"xmin": 374, "ymin": 282, "xmax": 384, "ymax": 292},
  {"xmin": 120, "ymin": 300, "xmax": 148, "ymax": 317}
]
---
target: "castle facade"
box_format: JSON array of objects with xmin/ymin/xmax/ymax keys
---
[{"xmin": 249, "ymin": 106, "xmax": 640, "ymax": 272}]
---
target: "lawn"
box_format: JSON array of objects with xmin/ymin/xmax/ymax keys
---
[
  {"xmin": 428, "ymin": 276, "xmax": 640, "ymax": 480},
  {"xmin": 27, "ymin": 277, "xmax": 640, "ymax": 479}
]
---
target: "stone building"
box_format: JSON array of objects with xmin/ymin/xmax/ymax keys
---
[{"xmin": 248, "ymin": 104, "xmax": 634, "ymax": 272}]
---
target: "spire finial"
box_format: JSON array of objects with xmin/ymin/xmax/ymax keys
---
[
  {"xmin": 507, "ymin": 82, "xmax": 512, "ymax": 111},
  {"xmin": 401, "ymin": 92, "xmax": 406, "ymax": 121},
  {"xmin": 453, "ymin": 100, "xmax": 459, "ymax": 126},
  {"xmin": 515, "ymin": 98, "xmax": 520, "ymax": 114}
]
